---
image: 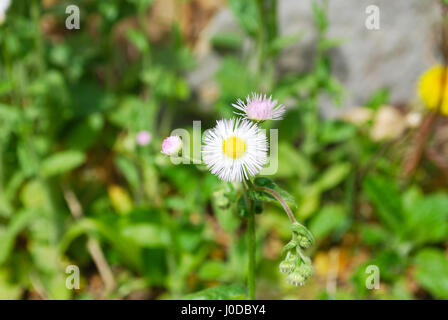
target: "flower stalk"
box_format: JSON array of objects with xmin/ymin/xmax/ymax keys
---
[
  {"xmin": 254, "ymin": 185, "xmax": 297, "ymax": 224},
  {"xmin": 247, "ymin": 202, "xmax": 256, "ymax": 300},
  {"xmin": 243, "ymin": 181, "xmax": 256, "ymax": 300}
]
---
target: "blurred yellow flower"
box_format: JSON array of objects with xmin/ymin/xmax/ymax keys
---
[
  {"xmin": 418, "ymin": 65, "xmax": 448, "ymax": 115},
  {"xmin": 108, "ymin": 185, "xmax": 133, "ymax": 215}
]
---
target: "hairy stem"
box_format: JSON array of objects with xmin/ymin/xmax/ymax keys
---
[{"xmin": 254, "ymin": 186, "xmax": 297, "ymax": 224}]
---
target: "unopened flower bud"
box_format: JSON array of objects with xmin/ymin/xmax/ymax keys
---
[
  {"xmin": 298, "ymin": 235, "xmax": 311, "ymax": 249},
  {"xmin": 136, "ymin": 130, "xmax": 152, "ymax": 146},
  {"xmin": 286, "ymin": 269, "xmax": 306, "ymax": 286},
  {"xmin": 286, "ymin": 263, "xmax": 313, "ymax": 286},
  {"xmin": 279, "ymin": 259, "xmax": 295, "ymax": 274},
  {"xmin": 286, "ymin": 252, "xmax": 298, "ymax": 263},
  {"xmin": 161, "ymin": 136, "xmax": 182, "ymax": 156},
  {"xmin": 298, "ymin": 263, "xmax": 313, "ymax": 279}
]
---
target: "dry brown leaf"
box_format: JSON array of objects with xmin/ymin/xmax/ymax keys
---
[{"xmin": 370, "ymin": 105, "xmax": 406, "ymax": 141}]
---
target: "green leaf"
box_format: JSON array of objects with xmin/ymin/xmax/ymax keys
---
[
  {"xmin": 141, "ymin": 67, "xmax": 190, "ymax": 100},
  {"xmin": 68, "ymin": 82, "xmax": 112, "ymax": 117},
  {"xmin": 115, "ymin": 156, "xmax": 140, "ymax": 192},
  {"xmin": 318, "ymin": 37, "xmax": 344, "ymax": 51},
  {"xmin": 403, "ymin": 193, "xmax": 448, "ymax": 245},
  {"xmin": 121, "ymin": 223, "xmax": 170, "ymax": 248},
  {"xmin": 128, "ymin": 0, "xmax": 154, "ymax": 11},
  {"xmin": 253, "ymin": 177, "xmax": 297, "ymax": 208},
  {"xmin": 215, "ymin": 58, "xmax": 257, "ymax": 109},
  {"xmin": 227, "ymin": 0, "xmax": 259, "ymax": 36},
  {"xmin": 141, "ymin": 248, "xmax": 167, "ymax": 286},
  {"xmin": 59, "ymin": 218, "xmax": 141, "ymax": 270},
  {"xmin": 177, "ymin": 227, "xmax": 204, "ymax": 252},
  {"xmin": 183, "ymin": 284, "xmax": 246, "ymax": 300},
  {"xmin": 311, "ymin": 1, "xmax": 329, "ymax": 32},
  {"xmin": 281, "ymin": 240, "xmax": 297, "ymax": 253},
  {"xmin": 319, "ymin": 121, "xmax": 356, "ymax": 144},
  {"xmin": 363, "ymin": 175, "xmax": 403, "ymax": 233},
  {"xmin": 237, "ymin": 195, "xmax": 249, "ymax": 218},
  {"xmin": 30, "ymin": 241, "xmax": 57, "ymax": 271},
  {"xmin": 315, "ymin": 162, "xmax": 351, "ymax": 191},
  {"xmin": 365, "ymin": 88, "xmax": 389, "ymax": 110},
  {"xmin": 211, "ymin": 33, "xmax": 244, "ymax": 50},
  {"xmin": 17, "ymin": 141, "xmax": 39, "ymax": 177},
  {"xmin": 351, "ymin": 250, "xmax": 404, "ymax": 294},
  {"xmin": 0, "ymin": 194, "xmax": 12, "ymax": 218},
  {"xmin": 254, "ymin": 200, "xmax": 263, "ymax": 214},
  {"xmin": 0, "ymin": 270, "xmax": 22, "ymax": 299},
  {"xmin": 359, "ymin": 224, "xmax": 390, "ymax": 246},
  {"xmin": 65, "ymin": 113, "xmax": 104, "ymax": 151},
  {"xmin": 41, "ymin": 150, "xmax": 85, "ymax": 177},
  {"xmin": 0, "ymin": 82, "xmax": 14, "ymax": 97},
  {"xmin": 297, "ymin": 185, "xmax": 320, "ymax": 219},
  {"xmin": 415, "ymin": 249, "xmax": 448, "ymax": 299},
  {"xmin": 212, "ymin": 185, "xmax": 240, "ymax": 231},
  {"xmin": 269, "ymin": 33, "xmax": 302, "ymax": 54},
  {"xmin": 126, "ymin": 29, "xmax": 149, "ymax": 53},
  {"xmin": 198, "ymin": 261, "xmax": 229, "ymax": 281},
  {"xmin": 0, "ymin": 209, "xmax": 38, "ymax": 265},
  {"xmin": 309, "ymin": 205, "xmax": 346, "ymax": 239},
  {"xmin": 276, "ymin": 143, "xmax": 314, "ymax": 179},
  {"xmin": 0, "ymin": 103, "xmax": 20, "ymax": 137},
  {"xmin": 253, "ymin": 177, "xmax": 275, "ymax": 188},
  {"xmin": 20, "ymin": 179, "xmax": 49, "ymax": 209}
]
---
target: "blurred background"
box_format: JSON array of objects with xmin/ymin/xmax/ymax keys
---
[{"xmin": 1, "ymin": 0, "xmax": 448, "ymax": 300}]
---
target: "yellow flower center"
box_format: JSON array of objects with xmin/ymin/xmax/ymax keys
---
[{"xmin": 222, "ymin": 136, "xmax": 246, "ymax": 159}]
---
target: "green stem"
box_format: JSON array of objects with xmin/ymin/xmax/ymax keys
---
[
  {"xmin": 247, "ymin": 206, "xmax": 256, "ymax": 300},
  {"xmin": 243, "ymin": 181, "xmax": 256, "ymax": 300},
  {"xmin": 31, "ymin": 0, "xmax": 45, "ymax": 74}
]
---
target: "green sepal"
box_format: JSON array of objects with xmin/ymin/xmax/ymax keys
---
[
  {"xmin": 247, "ymin": 189, "xmax": 274, "ymax": 203},
  {"xmin": 282, "ymin": 240, "xmax": 297, "ymax": 253},
  {"xmin": 291, "ymin": 223, "xmax": 315, "ymax": 245}
]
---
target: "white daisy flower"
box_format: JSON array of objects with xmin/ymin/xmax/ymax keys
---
[
  {"xmin": 232, "ymin": 93, "xmax": 286, "ymax": 121},
  {"xmin": 202, "ymin": 118, "xmax": 268, "ymax": 182},
  {"xmin": 0, "ymin": 0, "xmax": 11, "ymax": 24}
]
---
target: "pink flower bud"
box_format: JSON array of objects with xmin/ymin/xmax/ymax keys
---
[
  {"xmin": 161, "ymin": 136, "xmax": 182, "ymax": 156},
  {"xmin": 136, "ymin": 130, "xmax": 152, "ymax": 146},
  {"xmin": 232, "ymin": 93, "xmax": 286, "ymax": 121}
]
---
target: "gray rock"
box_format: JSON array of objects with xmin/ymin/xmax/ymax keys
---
[{"xmin": 190, "ymin": 0, "xmax": 442, "ymax": 116}]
